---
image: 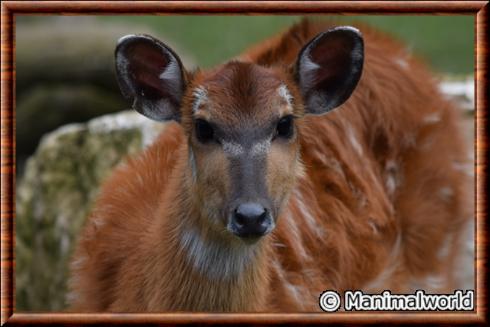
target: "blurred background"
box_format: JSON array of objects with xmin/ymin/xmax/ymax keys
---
[{"xmin": 15, "ymin": 15, "xmax": 475, "ymax": 311}]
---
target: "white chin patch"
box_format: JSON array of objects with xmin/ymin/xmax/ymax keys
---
[{"xmin": 180, "ymin": 227, "xmax": 256, "ymax": 280}]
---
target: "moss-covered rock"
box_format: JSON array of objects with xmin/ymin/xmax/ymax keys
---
[{"xmin": 16, "ymin": 111, "xmax": 165, "ymax": 311}]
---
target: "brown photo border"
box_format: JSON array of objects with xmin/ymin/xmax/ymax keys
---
[{"xmin": 1, "ymin": 0, "xmax": 488, "ymax": 325}]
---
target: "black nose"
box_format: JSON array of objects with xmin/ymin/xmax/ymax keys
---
[{"xmin": 230, "ymin": 202, "xmax": 272, "ymax": 238}]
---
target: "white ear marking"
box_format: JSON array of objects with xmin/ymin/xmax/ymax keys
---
[
  {"xmin": 301, "ymin": 54, "xmax": 320, "ymax": 72},
  {"xmin": 158, "ymin": 56, "xmax": 183, "ymax": 95},
  {"xmin": 298, "ymin": 51, "xmax": 320, "ymax": 91},
  {"xmin": 159, "ymin": 56, "xmax": 180, "ymax": 81}
]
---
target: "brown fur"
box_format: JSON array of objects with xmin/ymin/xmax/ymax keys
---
[{"xmin": 69, "ymin": 20, "xmax": 471, "ymax": 312}]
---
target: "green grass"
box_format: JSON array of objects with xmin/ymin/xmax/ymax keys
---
[
  {"xmin": 99, "ymin": 15, "xmax": 474, "ymax": 74},
  {"xmin": 340, "ymin": 15, "xmax": 474, "ymax": 75}
]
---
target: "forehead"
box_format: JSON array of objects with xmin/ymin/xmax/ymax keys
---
[{"xmin": 190, "ymin": 62, "xmax": 293, "ymax": 126}]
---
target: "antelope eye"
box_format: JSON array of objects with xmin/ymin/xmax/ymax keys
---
[
  {"xmin": 276, "ymin": 115, "xmax": 294, "ymax": 139},
  {"xmin": 195, "ymin": 119, "xmax": 214, "ymax": 143}
]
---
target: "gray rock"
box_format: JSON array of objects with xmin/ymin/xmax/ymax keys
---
[{"xmin": 15, "ymin": 111, "xmax": 164, "ymax": 311}]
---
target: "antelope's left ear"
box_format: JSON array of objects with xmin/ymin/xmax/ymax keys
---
[{"xmin": 295, "ymin": 26, "xmax": 364, "ymax": 115}]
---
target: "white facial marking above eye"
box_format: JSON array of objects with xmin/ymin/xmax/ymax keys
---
[
  {"xmin": 222, "ymin": 140, "xmax": 272, "ymax": 157},
  {"xmin": 250, "ymin": 140, "xmax": 271, "ymax": 156},
  {"xmin": 222, "ymin": 141, "xmax": 245, "ymax": 157},
  {"xmin": 192, "ymin": 86, "xmax": 208, "ymax": 113},
  {"xmin": 277, "ymin": 84, "xmax": 293, "ymax": 106}
]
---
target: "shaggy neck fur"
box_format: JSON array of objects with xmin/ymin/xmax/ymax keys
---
[{"xmin": 143, "ymin": 148, "xmax": 272, "ymax": 312}]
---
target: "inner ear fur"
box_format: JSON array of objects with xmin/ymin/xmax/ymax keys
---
[
  {"xmin": 294, "ymin": 26, "xmax": 364, "ymax": 115},
  {"xmin": 115, "ymin": 34, "xmax": 187, "ymax": 122}
]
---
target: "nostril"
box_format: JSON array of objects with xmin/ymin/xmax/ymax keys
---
[
  {"xmin": 230, "ymin": 202, "xmax": 272, "ymax": 238},
  {"xmin": 258, "ymin": 210, "xmax": 267, "ymax": 222},
  {"xmin": 234, "ymin": 210, "xmax": 246, "ymax": 227},
  {"xmin": 234, "ymin": 203, "xmax": 267, "ymax": 225}
]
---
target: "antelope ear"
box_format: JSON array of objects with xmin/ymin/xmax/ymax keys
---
[
  {"xmin": 115, "ymin": 34, "xmax": 186, "ymax": 122},
  {"xmin": 295, "ymin": 26, "xmax": 364, "ymax": 115}
]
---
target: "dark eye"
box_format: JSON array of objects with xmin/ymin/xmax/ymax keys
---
[
  {"xmin": 275, "ymin": 115, "xmax": 294, "ymax": 139},
  {"xmin": 195, "ymin": 119, "xmax": 215, "ymax": 143}
]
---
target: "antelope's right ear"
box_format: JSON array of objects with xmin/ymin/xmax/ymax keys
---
[
  {"xmin": 115, "ymin": 34, "xmax": 186, "ymax": 122},
  {"xmin": 295, "ymin": 26, "xmax": 364, "ymax": 115}
]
